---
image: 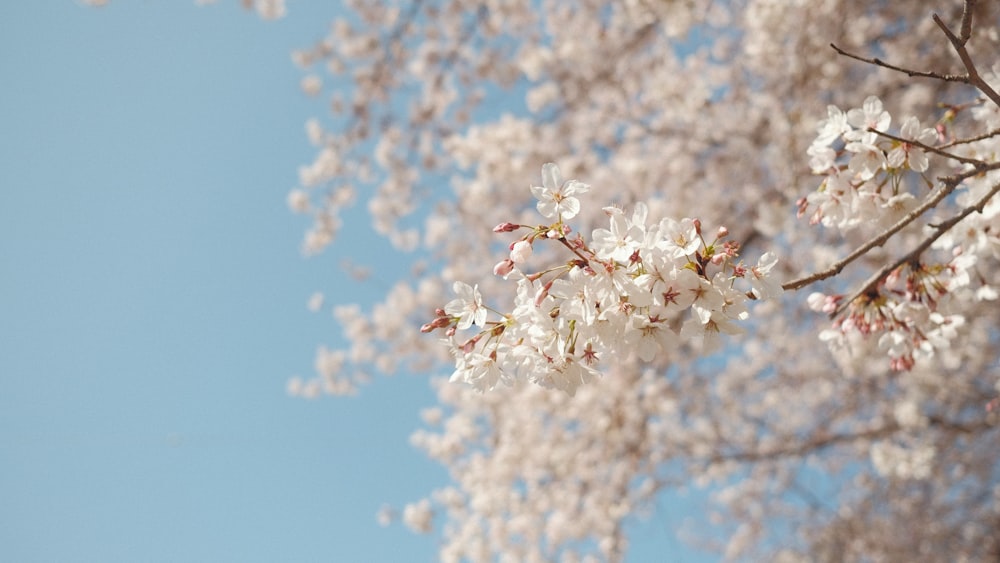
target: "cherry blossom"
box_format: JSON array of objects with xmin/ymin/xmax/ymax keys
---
[
  {"xmin": 529, "ymin": 162, "xmax": 591, "ymax": 220},
  {"xmin": 89, "ymin": 0, "xmax": 1000, "ymax": 560},
  {"xmin": 443, "ymin": 281, "xmax": 487, "ymax": 330}
]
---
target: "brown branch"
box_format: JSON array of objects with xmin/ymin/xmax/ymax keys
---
[
  {"xmin": 831, "ymin": 177, "xmax": 1000, "ymax": 317},
  {"xmin": 831, "ymin": 6, "xmax": 1000, "ymax": 111},
  {"xmin": 788, "ymin": 7, "xmax": 1000, "ymax": 295},
  {"xmin": 932, "ymin": 12, "xmax": 1000, "ymax": 110},
  {"xmin": 829, "ymin": 43, "xmax": 967, "ymax": 83},
  {"xmin": 782, "ymin": 162, "xmax": 1000, "ymax": 292},
  {"xmin": 711, "ymin": 412, "xmax": 994, "ymax": 465},
  {"xmin": 939, "ymin": 126, "xmax": 1000, "ymax": 150},
  {"xmin": 959, "ymin": 0, "xmax": 978, "ymax": 45},
  {"xmin": 711, "ymin": 424, "xmax": 898, "ymax": 464}
]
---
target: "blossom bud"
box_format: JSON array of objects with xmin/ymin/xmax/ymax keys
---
[
  {"xmin": 692, "ymin": 218, "xmax": 702, "ymax": 234},
  {"xmin": 493, "ymin": 222, "xmax": 520, "ymax": 233},
  {"xmin": 510, "ymin": 240, "xmax": 533, "ymax": 264},
  {"xmin": 421, "ymin": 316, "xmax": 451, "ymax": 332},
  {"xmin": 716, "ymin": 226, "xmax": 728, "ymax": 238},
  {"xmin": 493, "ymin": 258, "xmax": 515, "ymax": 277},
  {"xmin": 711, "ymin": 253, "xmax": 726, "ymax": 265}
]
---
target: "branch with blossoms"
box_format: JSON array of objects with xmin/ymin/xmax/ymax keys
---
[
  {"xmin": 422, "ymin": 163, "xmax": 783, "ymax": 395},
  {"xmin": 786, "ymin": 5, "xmax": 1000, "ymax": 372},
  {"xmin": 426, "ymin": 4, "xmax": 1000, "ymax": 385}
]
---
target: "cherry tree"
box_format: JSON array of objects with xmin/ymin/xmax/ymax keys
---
[{"xmin": 91, "ymin": 0, "xmax": 1000, "ymax": 559}]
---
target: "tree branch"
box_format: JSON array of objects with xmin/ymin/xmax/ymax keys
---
[
  {"xmin": 828, "ymin": 43, "xmax": 967, "ymax": 83},
  {"xmin": 939, "ymin": 126, "xmax": 1000, "ymax": 150},
  {"xmin": 782, "ymin": 161, "xmax": 1000, "ymax": 292},
  {"xmin": 831, "ymin": 5, "xmax": 1000, "ymax": 112},
  {"xmin": 787, "ymin": 5, "xmax": 1000, "ymax": 296},
  {"xmin": 932, "ymin": 11, "xmax": 1000, "ymax": 110},
  {"xmin": 959, "ymin": 0, "xmax": 978, "ymax": 45},
  {"xmin": 832, "ymin": 177, "xmax": 1000, "ymax": 318}
]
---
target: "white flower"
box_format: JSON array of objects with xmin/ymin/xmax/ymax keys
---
[
  {"xmin": 592, "ymin": 208, "xmax": 643, "ymax": 263},
  {"xmin": 886, "ymin": 116, "xmax": 937, "ymax": 172},
  {"xmin": 625, "ymin": 316, "xmax": 670, "ymax": 361},
  {"xmin": 749, "ymin": 252, "xmax": 783, "ymax": 299},
  {"xmin": 509, "ymin": 240, "xmax": 533, "ymax": 264},
  {"xmin": 680, "ymin": 310, "xmax": 742, "ymax": 354},
  {"xmin": 659, "ymin": 217, "xmax": 701, "ymax": 258},
  {"xmin": 530, "ymin": 354, "xmax": 598, "ymax": 396},
  {"xmin": 807, "ymin": 170, "xmax": 857, "ymax": 229},
  {"xmin": 846, "ymin": 95, "xmax": 890, "ymax": 143},
  {"xmin": 813, "ymin": 104, "xmax": 850, "ymax": 147},
  {"xmin": 444, "ymin": 281, "xmax": 487, "ymax": 330},
  {"xmin": 529, "ymin": 163, "xmax": 590, "ymax": 220},
  {"xmin": 845, "ymin": 140, "xmax": 888, "ymax": 180},
  {"xmin": 450, "ymin": 349, "xmax": 512, "ymax": 391}
]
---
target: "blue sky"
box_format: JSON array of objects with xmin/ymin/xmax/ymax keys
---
[{"xmin": 0, "ymin": 2, "xmax": 714, "ymax": 561}]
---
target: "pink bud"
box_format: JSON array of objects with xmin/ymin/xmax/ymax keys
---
[
  {"xmin": 493, "ymin": 259, "xmax": 515, "ymax": 277},
  {"xmin": 493, "ymin": 222, "xmax": 520, "ymax": 233},
  {"xmin": 716, "ymin": 226, "xmax": 728, "ymax": 238},
  {"xmin": 692, "ymin": 218, "xmax": 702, "ymax": 234},
  {"xmin": 510, "ymin": 240, "xmax": 533, "ymax": 264}
]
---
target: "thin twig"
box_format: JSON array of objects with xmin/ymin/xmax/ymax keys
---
[
  {"xmin": 782, "ymin": 161, "xmax": 1000, "ymax": 292},
  {"xmin": 939, "ymin": 126, "xmax": 1000, "ymax": 150},
  {"xmin": 831, "ymin": 178, "xmax": 1000, "ymax": 318},
  {"xmin": 829, "ymin": 43, "xmax": 967, "ymax": 83},
  {"xmin": 932, "ymin": 12, "xmax": 1000, "ymax": 109},
  {"xmin": 789, "ymin": 4, "xmax": 1000, "ymax": 301},
  {"xmin": 868, "ymin": 127, "xmax": 981, "ymax": 165},
  {"xmin": 959, "ymin": 0, "xmax": 978, "ymax": 45}
]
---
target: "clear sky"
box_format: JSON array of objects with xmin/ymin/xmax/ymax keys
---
[{"xmin": 0, "ymin": 2, "xmax": 714, "ymax": 561}]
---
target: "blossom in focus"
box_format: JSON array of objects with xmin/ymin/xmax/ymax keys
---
[
  {"xmin": 659, "ymin": 217, "xmax": 701, "ymax": 258},
  {"xmin": 509, "ymin": 240, "xmax": 533, "ymax": 264},
  {"xmin": 529, "ymin": 163, "xmax": 590, "ymax": 220},
  {"xmin": 887, "ymin": 116, "xmax": 937, "ymax": 172},
  {"xmin": 444, "ymin": 281, "xmax": 487, "ymax": 330}
]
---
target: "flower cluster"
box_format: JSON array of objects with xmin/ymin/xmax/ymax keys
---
[
  {"xmin": 424, "ymin": 164, "xmax": 782, "ymax": 395},
  {"xmin": 801, "ymin": 95, "xmax": 938, "ymax": 232},
  {"xmin": 799, "ymin": 95, "xmax": 994, "ymax": 371},
  {"xmin": 808, "ymin": 261, "xmax": 967, "ymax": 372}
]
